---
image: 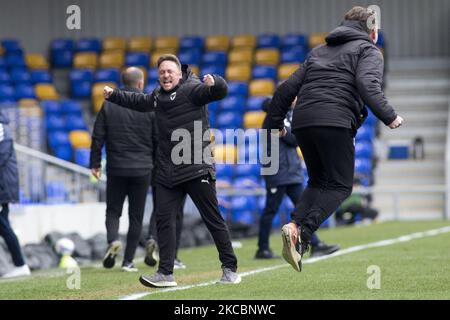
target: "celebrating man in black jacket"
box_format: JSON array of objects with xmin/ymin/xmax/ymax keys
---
[
  {"xmin": 90, "ymin": 67, "xmax": 155, "ymax": 272},
  {"xmin": 104, "ymin": 54, "xmax": 240, "ymax": 287},
  {"xmin": 269, "ymin": 6, "xmax": 403, "ymax": 272}
]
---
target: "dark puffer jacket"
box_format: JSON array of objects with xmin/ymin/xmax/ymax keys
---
[
  {"xmin": 262, "ymin": 98, "xmax": 303, "ymax": 188},
  {"xmin": 269, "ymin": 20, "xmax": 397, "ymax": 134},
  {"xmin": 107, "ymin": 65, "xmax": 228, "ymax": 187},
  {"xmin": 90, "ymin": 87, "xmax": 156, "ymax": 176},
  {"xmin": 0, "ymin": 110, "xmax": 19, "ymax": 203}
]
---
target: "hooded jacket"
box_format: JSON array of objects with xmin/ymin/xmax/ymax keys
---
[
  {"xmin": 269, "ymin": 20, "xmax": 397, "ymax": 134},
  {"xmin": 0, "ymin": 110, "xmax": 19, "ymax": 203},
  {"xmin": 90, "ymin": 87, "xmax": 156, "ymax": 176},
  {"xmin": 262, "ymin": 98, "xmax": 303, "ymax": 188},
  {"xmin": 107, "ymin": 65, "xmax": 228, "ymax": 187}
]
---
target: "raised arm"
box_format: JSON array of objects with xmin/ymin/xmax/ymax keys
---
[
  {"xmin": 104, "ymin": 86, "xmax": 155, "ymax": 112},
  {"xmin": 188, "ymin": 74, "xmax": 228, "ymax": 106},
  {"xmin": 356, "ymin": 47, "xmax": 402, "ymax": 128}
]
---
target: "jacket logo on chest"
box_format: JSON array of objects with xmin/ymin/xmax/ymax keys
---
[{"xmin": 170, "ymin": 92, "xmax": 177, "ymax": 101}]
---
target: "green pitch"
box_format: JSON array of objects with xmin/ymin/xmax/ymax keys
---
[{"xmin": 0, "ymin": 220, "xmax": 449, "ymax": 300}]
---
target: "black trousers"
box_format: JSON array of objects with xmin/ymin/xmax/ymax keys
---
[
  {"xmin": 106, "ymin": 174, "xmax": 151, "ymax": 262},
  {"xmin": 0, "ymin": 204, "xmax": 25, "ymax": 266},
  {"xmin": 292, "ymin": 127, "xmax": 354, "ymax": 242},
  {"xmin": 155, "ymin": 175, "xmax": 237, "ymax": 275},
  {"xmin": 258, "ymin": 184, "xmax": 320, "ymax": 251},
  {"xmin": 148, "ymin": 189, "xmax": 185, "ymax": 256}
]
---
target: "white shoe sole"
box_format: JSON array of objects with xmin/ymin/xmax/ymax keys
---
[
  {"xmin": 139, "ymin": 276, "xmax": 177, "ymax": 288},
  {"xmin": 122, "ymin": 267, "xmax": 138, "ymax": 272},
  {"xmin": 218, "ymin": 275, "xmax": 242, "ymax": 284},
  {"xmin": 281, "ymin": 225, "xmax": 301, "ymax": 272}
]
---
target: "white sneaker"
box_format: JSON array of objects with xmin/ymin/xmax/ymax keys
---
[{"xmin": 2, "ymin": 265, "xmax": 31, "ymax": 279}]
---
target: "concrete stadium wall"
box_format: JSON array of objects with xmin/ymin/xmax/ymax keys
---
[{"xmin": 0, "ymin": 0, "xmax": 449, "ymax": 58}]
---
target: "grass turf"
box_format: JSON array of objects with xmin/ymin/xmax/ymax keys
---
[{"xmin": 0, "ymin": 220, "xmax": 449, "ymax": 300}]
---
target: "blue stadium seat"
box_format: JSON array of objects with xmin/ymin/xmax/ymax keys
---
[
  {"xmin": 51, "ymin": 40, "xmax": 74, "ymax": 68},
  {"xmin": 207, "ymin": 101, "xmax": 220, "ymax": 113},
  {"xmin": 51, "ymin": 39, "xmax": 75, "ymax": 51},
  {"xmin": 41, "ymin": 100, "xmax": 61, "ymax": 114},
  {"xmin": 0, "ymin": 57, "xmax": 6, "ymax": 69},
  {"xmin": 216, "ymin": 111, "xmax": 242, "ymax": 129},
  {"xmin": 0, "ymin": 70, "xmax": 10, "ymax": 84},
  {"xmin": 10, "ymin": 68, "xmax": 31, "ymax": 84},
  {"xmin": 257, "ymin": 34, "xmax": 280, "ymax": 48},
  {"xmin": 377, "ymin": 32, "xmax": 385, "ymax": 48},
  {"xmin": 15, "ymin": 84, "xmax": 35, "ymax": 99},
  {"xmin": 46, "ymin": 181, "xmax": 68, "ymax": 203},
  {"xmin": 234, "ymin": 163, "xmax": 260, "ymax": 177},
  {"xmin": 356, "ymin": 126, "xmax": 375, "ymax": 142},
  {"xmin": 70, "ymin": 69, "xmax": 94, "ymax": 82},
  {"xmin": 70, "ymin": 69, "xmax": 94, "ymax": 98},
  {"xmin": 217, "ymin": 195, "xmax": 232, "ymax": 220},
  {"xmin": 66, "ymin": 115, "xmax": 87, "ymax": 131},
  {"xmin": 76, "ymin": 38, "xmax": 101, "ymax": 53},
  {"xmin": 95, "ymin": 68, "xmax": 120, "ymax": 83},
  {"xmin": 246, "ymin": 96, "xmax": 267, "ymax": 111},
  {"xmin": 215, "ymin": 164, "xmax": 234, "ymax": 178},
  {"xmin": 201, "ymin": 51, "xmax": 227, "ymax": 65},
  {"xmin": 71, "ymin": 81, "xmax": 92, "ymax": 98},
  {"xmin": 46, "ymin": 115, "xmax": 66, "ymax": 131},
  {"xmin": 61, "ymin": 100, "xmax": 82, "ymax": 116},
  {"xmin": 282, "ymin": 34, "xmax": 308, "ymax": 49},
  {"xmin": 233, "ymin": 176, "xmax": 261, "ymax": 188},
  {"xmin": 227, "ymin": 81, "xmax": 248, "ymax": 98},
  {"xmin": 54, "ymin": 145, "xmax": 73, "ymax": 161},
  {"xmin": 30, "ymin": 70, "xmax": 52, "ymax": 84},
  {"xmin": 231, "ymin": 195, "xmax": 258, "ymax": 212},
  {"xmin": 125, "ymin": 52, "xmax": 149, "ymax": 68},
  {"xmin": 200, "ymin": 64, "xmax": 225, "ymax": 78},
  {"xmin": 0, "ymin": 84, "xmax": 15, "ymax": 102},
  {"xmin": 48, "ymin": 131, "xmax": 70, "ymax": 148},
  {"xmin": 147, "ymin": 68, "xmax": 159, "ymax": 83},
  {"xmin": 355, "ymin": 142, "xmax": 373, "ymax": 159},
  {"xmin": 178, "ymin": 48, "xmax": 202, "ymax": 66},
  {"xmin": 364, "ymin": 108, "xmax": 377, "ymax": 126},
  {"xmin": 281, "ymin": 46, "xmax": 307, "ymax": 64},
  {"xmin": 1, "ymin": 39, "xmax": 22, "ymax": 53},
  {"xmin": 180, "ymin": 36, "xmax": 204, "ymax": 50},
  {"xmin": 74, "ymin": 148, "xmax": 90, "ymax": 167},
  {"xmin": 355, "ymin": 159, "xmax": 372, "ymax": 175},
  {"xmin": 144, "ymin": 83, "xmax": 158, "ymax": 93},
  {"xmin": 5, "ymin": 53, "xmax": 26, "ymax": 68},
  {"xmin": 209, "ymin": 111, "xmax": 216, "ymax": 128},
  {"xmin": 220, "ymin": 96, "xmax": 246, "ymax": 112},
  {"xmin": 252, "ymin": 65, "xmax": 277, "ymax": 81}
]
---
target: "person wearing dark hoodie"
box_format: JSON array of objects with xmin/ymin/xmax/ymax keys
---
[
  {"xmin": 269, "ymin": 6, "xmax": 403, "ymax": 272},
  {"xmin": 90, "ymin": 67, "xmax": 155, "ymax": 273},
  {"xmin": 256, "ymin": 97, "xmax": 339, "ymax": 260},
  {"xmin": 0, "ymin": 109, "xmax": 31, "ymax": 278},
  {"xmin": 103, "ymin": 54, "xmax": 240, "ymax": 287}
]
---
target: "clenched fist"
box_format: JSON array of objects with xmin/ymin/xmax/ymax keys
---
[
  {"xmin": 203, "ymin": 74, "xmax": 215, "ymax": 87},
  {"xmin": 104, "ymin": 86, "xmax": 114, "ymax": 99},
  {"xmin": 388, "ymin": 115, "xmax": 404, "ymax": 129}
]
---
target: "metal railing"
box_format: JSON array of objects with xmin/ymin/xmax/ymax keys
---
[{"xmin": 14, "ymin": 143, "xmax": 106, "ymax": 204}]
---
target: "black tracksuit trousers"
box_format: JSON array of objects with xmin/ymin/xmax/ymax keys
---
[
  {"xmin": 106, "ymin": 174, "xmax": 151, "ymax": 262},
  {"xmin": 292, "ymin": 126, "xmax": 354, "ymax": 243},
  {"xmin": 155, "ymin": 174, "xmax": 237, "ymax": 275}
]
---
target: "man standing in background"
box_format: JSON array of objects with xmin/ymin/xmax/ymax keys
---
[{"xmin": 90, "ymin": 67, "xmax": 155, "ymax": 272}]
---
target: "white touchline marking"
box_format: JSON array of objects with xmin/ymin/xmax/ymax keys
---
[{"xmin": 119, "ymin": 226, "xmax": 450, "ymax": 300}]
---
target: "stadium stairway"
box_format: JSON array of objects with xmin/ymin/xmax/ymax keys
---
[{"xmin": 372, "ymin": 58, "xmax": 450, "ymax": 220}]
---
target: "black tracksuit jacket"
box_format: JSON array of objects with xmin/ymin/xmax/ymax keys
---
[
  {"xmin": 106, "ymin": 65, "xmax": 228, "ymax": 187},
  {"xmin": 269, "ymin": 20, "xmax": 397, "ymax": 134}
]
